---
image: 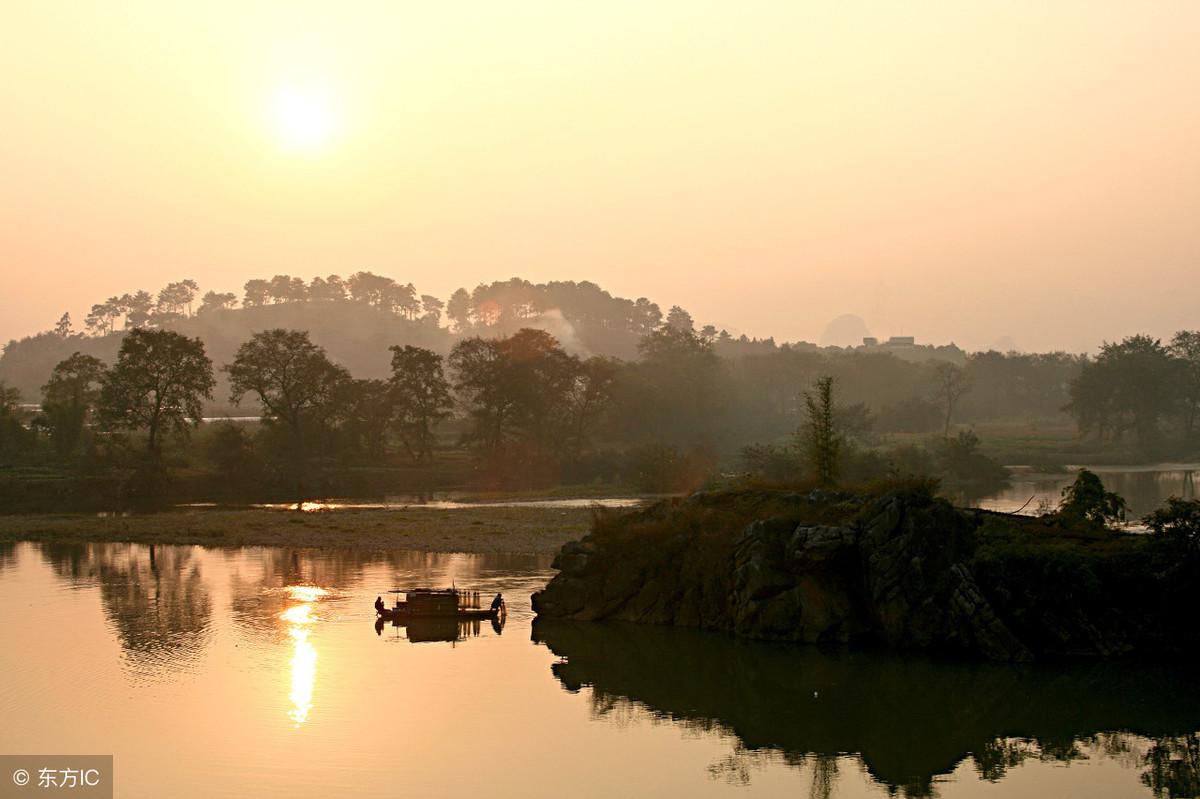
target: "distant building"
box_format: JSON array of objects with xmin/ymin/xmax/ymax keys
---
[
  {"xmin": 886, "ymin": 336, "xmax": 915, "ymax": 346},
  {"xmin": 862, "ymin": 336, "xmax": 878, "ymax": 346}
]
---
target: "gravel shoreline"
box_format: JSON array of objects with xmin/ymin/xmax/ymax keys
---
[{"xmin": 0, "ymin": 506, "xmax": 604, "ymax": 555}]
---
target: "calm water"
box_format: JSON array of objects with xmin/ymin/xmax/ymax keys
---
[
  {"xmin": 977, "ymin": 464, "xmax": 1200, "ymax": 520},
  {"xmin": 0, "ymin": 541, "xmax": 1196, "ymax": 799}
]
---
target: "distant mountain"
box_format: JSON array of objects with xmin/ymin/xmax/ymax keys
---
[{"xmin": 819, "ymin": 314, "xmax": 872, "ymax": 348}]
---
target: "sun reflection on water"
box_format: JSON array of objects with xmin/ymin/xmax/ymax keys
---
[{"xmin": 280, "ymin": 586, "xmax": 326, "ymax": 727}]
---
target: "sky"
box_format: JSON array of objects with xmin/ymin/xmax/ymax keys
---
[{"xmin": 2, "ymin": 1, "xmax": 1198, "ymax": 353}]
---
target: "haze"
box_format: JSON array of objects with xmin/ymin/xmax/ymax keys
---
[{"xmin": 2, "ymin": 1, "xmax": 1198, "ymax": 352}]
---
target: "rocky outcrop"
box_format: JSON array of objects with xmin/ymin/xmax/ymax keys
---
[{"xmin": 532, "ymin": 488, "xmax": 1198, "ymax": 660}]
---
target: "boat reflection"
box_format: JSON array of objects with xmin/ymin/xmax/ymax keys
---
[
  {"xmin": 375, "ymin": 613, "xmax": 506, "ymax": 644},
  {"xmin": 533, "ymin": 619, "xmax": 1200, "ymax": 797}
]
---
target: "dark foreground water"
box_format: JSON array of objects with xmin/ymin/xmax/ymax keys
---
[{"xmin": 0, "ymin": 542, "xmax": 1196, "ymax": 798}]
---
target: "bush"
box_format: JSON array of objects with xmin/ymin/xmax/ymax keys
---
[
  {"xmin": 1144, "ymin": 497, "xmax": 1200, "ymax": 551},
  {"xmin": 1057, "ymin": 469, "xmax": 1126, "ymax": 526}
]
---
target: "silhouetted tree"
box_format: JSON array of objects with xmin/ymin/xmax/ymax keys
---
[
  {"xmin": 307, "ymin": 275, "xmax": 347, "ymax": 302},
  {"xmin": 1067, "ymin": 335, "xmax": 1174, "ymax": 445},
  {"xmin": 122, "ymin": 290, "xmax": 155, "ymax": 327},
  {"xmin": 53, "ymin": 312, "xmax": 73, "ymax": 338},
  {"xmin": 1143, "ymin": 498, "xmax": 1200, "ymax": 552},
  {"xmin": 197, "ymin": 291, "xmax": 237, "ymax": 315},
  {"xmin": 931, "ymin": 362, "xmax": 970, "ymax": 437},
  {"xmin": 0, "ymin": 382, "xmax": 32, "ymax": 462},
  {"xmin": 1057, "ymin": 469, "xmax": 1126, "ymax": 526},
  {"xmin": 267, "ymin": 274, "xmax": 307, "ymax": 304},
  {"xmin": 420, "ymin": 294, "xmax": 444, "ymax": 326},
  {"xmin": 665, "ymin": 305, "xmax": 695, "ymax": 332},
  {"xmin": 157, "ymin": 280, "xmax": 199, "ymax": 317},
  {"xmin": 40, "ymin": 352, "xmax": 105, "ymax": 458},
  {"xmin": 98, "ymin": 329, "xmax": 215, "ymax": 455},
  {"xmin": 227, "ymin": 329, "xmax": 350, "ymax": 437},
  {"xmin": 1169, "ymin": 330, "xmax": 1200, "ymax": 442},
  {"xmin": 799, "ymin": 376, "xmax": 839, "ymax": 486},
  {"xmin": 449, "ymin": 329, "xmax": 580, "ymax": 461},
  {"xmin": 389, "ymin": 345, "xmax": 452, "ymax": 462},
  {"xmin": 447, "ymin": 288, "xmax": 472, "ymax": 331},
  {"xmin": 85, "ymin": 299, "xmax": 122, "ymax": 336},
  {"xmin": 338, "ymin": 378, "xmax": 397, "ymax": 460},
  {"xmin": 564, "ymin": 357, "xmax": 618, "ymax": 461},
  {"xmin": 243, "ymin": 279, "xmax": 270, "ymax": 307},
  {"xmin": 614, "ymin": 326, "xmax": 725, "ymax": 447}
]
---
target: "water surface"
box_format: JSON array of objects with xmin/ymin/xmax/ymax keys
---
[
  {"xmin": 0, "ymin": 542, "xmax": 1195, "ymax": 798},
  {"xmin": 976, "ymin": 464, "xmax": 1198, "ymax": 520}
]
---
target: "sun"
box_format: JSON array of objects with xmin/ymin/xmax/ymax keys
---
[{"xmin": 271, "ymin": 86, "xmax": 335, "ymax": 151}]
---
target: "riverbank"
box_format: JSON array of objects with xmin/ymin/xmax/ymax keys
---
[{"xmin": 0, "ymin": 505, "xmax": 601, "ymax": 554}]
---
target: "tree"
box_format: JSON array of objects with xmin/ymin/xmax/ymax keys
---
[
  {"xmin": 931, "ymin": 362, "xmax": 970, "ymax": 437},
  {"xmin": 1057, "ymin": 469, "xmax": 1126, "ymax": 526},
  {"xmin": 1067, "ymin": 335, "xmax": 1175, "ymax": 446},
  {"xmin": 449, "ymin": 329, "xmax": 581, "ymax": 460},
  {"xmin": 631, "ymin": 297, "xmax": 663, "ymax": 335},
  {"xmin": 339, "ymin": 379, "xmax": 397, "ymax": 460},
  {"xmin": 446, "ymin": 288, "xmax": 473, "ymax": 331},
  {"xmin": 1143, "ymin": 497, "xmax": 1200, "ymax": 552},
  {"xmin": 420, "ymin": 295, "xmax": 444, "ymax": 326},
  {"xmin": 1169, "ymin": 331, "xmax": 1200, "ymax": 442},
  {"xmin": 665, "ymin": 305, "xmax": 694, "ymax": 332},
  {"xmin": 563, "ymin": 357, "xmax": 618, "ymax": 461},
  {"xmin": 40, "ymin": 352, "xmax": 105, "ymax": 458},
  {"xmin": 98, "ymin": 328, "xmax": 215, "ymax": 455},
  {"xmin": 122, "ymin": 291, "xmax": 155, "ymax": 327},
  {"xmin": 616, "ymin": 326, "xmax": 726, "ymax": 447},
  {"xmin": 157, "ymin": 280, "xmax": 199, "ymax": 317},
  {"xmin": 84, "ymin": 299, "xmax": 122, "ymax": 336},
  {"xmin": 53, "ymin": 312, "xmax": 73, "ymax": 338},
  {"xmin": 347, "ymin": 271, "xmax": 400, "ymax": 310},
  {"xmin": 267, "ymin": 274, "xmax": 307, "ymax": 303},
  {"xmin": 243, "ymin": 279, "xmax": 270, "ymax": 307},
  {"xmin": 0, "ymin": 382, "xmax": 32, "ymax": 462},
  {"xmin": 308, "ymin": 275, "xmax": 347, "ymax": 302},
  {"xmin": 799, "ymin": 376, "xmax": 839, "ymax": 486},
  {"xmin": 197, "ymin": 291, "xmax": 237, "ymax": 315},
  {"xmin": 226, "ymin": 327, "xmax": 350, "ymax": 488},
  {"xmin": 389, "ymin": 345, "xmax": 453, "ymax": 462},
  {"xmin": 392, "ymin": 282, "xmax": 421, "ymax": 319}
]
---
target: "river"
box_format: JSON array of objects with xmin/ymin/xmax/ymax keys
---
[
  {"xmin": 975, "ymin": 463, "xmax": 1200, "ymax": 519},
  {"xmin": 0, "ymin": 541, "xmax": 1195, "ymax": 798}
]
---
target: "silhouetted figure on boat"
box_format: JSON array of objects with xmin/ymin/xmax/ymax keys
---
[
  {"xmin": 374, "ymin": 596, "xmax": 386, "ymax": 614},
  {"xmin": 491, "ymin": 593, "xmax": 505, "ymax": 613}
]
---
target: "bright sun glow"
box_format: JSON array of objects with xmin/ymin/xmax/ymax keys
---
[{"xmin": 272, "ymin": 87, "xmax": 335, "ymax": 150}]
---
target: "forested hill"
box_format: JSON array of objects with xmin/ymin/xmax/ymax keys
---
[
  {"xmin": 1, "ymin": 277, "xmax": 656, "ymax": 400},
  {"xmin": 0, "ymin": 274, "xmax": 963, "ymax": 403}
]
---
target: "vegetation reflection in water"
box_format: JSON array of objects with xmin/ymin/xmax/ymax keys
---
[
  {"xmin": 533, "ymin": 618, "xmax": 1200, "ymax": 797},
  {"xmin": 4, "ymin": 541, "xmax": 1198, "ymax": 798}
]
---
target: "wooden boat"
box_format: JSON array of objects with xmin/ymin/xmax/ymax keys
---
[{"xmin": 377, "ymin": 588, "xmax": 505, "ymax": 620}]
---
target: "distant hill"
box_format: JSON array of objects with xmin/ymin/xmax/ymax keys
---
[{"xmin": 0, "ymin": 277, "xmax": 674, "ymax": 404}]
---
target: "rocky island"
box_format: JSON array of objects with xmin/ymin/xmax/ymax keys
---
[{"xmin": 532, "ymin": 484, "xmax": 1199, "ymax": 661}]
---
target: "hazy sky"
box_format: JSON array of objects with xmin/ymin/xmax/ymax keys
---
[{"xmin": 2, "ymin": 2, "xmax": 1198, "ymax": 352}]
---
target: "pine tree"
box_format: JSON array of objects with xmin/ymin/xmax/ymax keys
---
[{"xmin": 799, "ymin": 376, "xmax": 839, "ymax": 486}]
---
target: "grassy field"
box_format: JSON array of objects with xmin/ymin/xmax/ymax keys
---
[{"xmin": 0, "ymin": 505, "xmax": 608, "ymax": 555}]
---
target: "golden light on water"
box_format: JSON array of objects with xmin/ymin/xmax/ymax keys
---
[{"xmin": 280, "ymin": 586, "xmax": 327, "ymax": 727}]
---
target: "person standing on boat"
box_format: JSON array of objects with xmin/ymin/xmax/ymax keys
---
[
  {"xmin": 374, "ymin": 596, "xmax": 386, "ymax": 614},
  {"xmin": 490, "ymin": 593, "xmax": 505, "ymax": 613}
]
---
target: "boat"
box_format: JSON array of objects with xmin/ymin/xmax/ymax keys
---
[{"xmin": 376, "ymin": 588, "xmax": 506, "ymax": 621}]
